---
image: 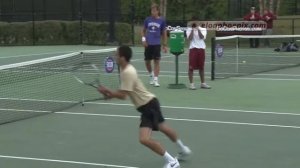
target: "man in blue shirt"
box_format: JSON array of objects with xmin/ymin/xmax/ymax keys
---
[{"xmin": 141, "ymin": 3, "xmax": 168, "ymax": 87}]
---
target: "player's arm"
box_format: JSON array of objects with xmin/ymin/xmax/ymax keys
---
[
  {"xmin": 141, "ymin": 20, "xmax": 148, "ymax": 47},
  {"xmin": 243, "ymin": 14, "xmax": 250, "ymax": 21},
  {"xmin": 197, "ymin": 29, "xmax": 204, "ymax": 39},
  {"xmin": 99, "ymin": 70, "xmax": 135, "ymax": 100},
  {"xmin": 270, "ymin": 13, "xmax": 276, "ymax": 20},
  {"xmin": 162, "ymin": 29, "xmax": 168, "ymax": 46},
  {"xmin": 187, "ymin": 28, "xmax": 194, "ymax": 41},
  {"xmin": 98, "ymin": 86, "xmax": 128, "ymax": 100},
  {"xmin": 256, "ymin": 14, "xmax": 262, "ymax": 21},
  {"xmin": 161, "ymin": 20, "xmax": 168, "ymax": 53},
  {"xmin": 262, "ymin": 14, "xmax": 267, "ymax": 21},
  {"xmin": 162, "ymin": 28, "xmax": 168, "ymax": 52}
]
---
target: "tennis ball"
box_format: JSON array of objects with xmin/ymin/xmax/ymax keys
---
[{"xmin": 242, "ymin": 61, "xmax": 246, "ymax": 63}]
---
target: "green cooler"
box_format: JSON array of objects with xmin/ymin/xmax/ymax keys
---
[{"xmin": 169, "ymin": 30, "xmax": 185, "ymax": 55}]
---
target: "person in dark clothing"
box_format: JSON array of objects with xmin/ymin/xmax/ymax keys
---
[{"xmin": 244, "ymin": 7, "xmax": 261, "ymax": 48}]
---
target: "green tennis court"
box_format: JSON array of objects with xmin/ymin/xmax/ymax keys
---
[{"xmin": 0, "ymin": 45, "xmax": 300, "ymax": 168}]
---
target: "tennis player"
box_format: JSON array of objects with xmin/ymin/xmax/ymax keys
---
[
  {"xmin": 141, "ymin": 3, "xmax": 168, "ymax": 87},
  {"xmin": 98, "ymin": 46, "xmax": 191, "ymax": 168},
  {"xmin": 186, "ymin": 21, "xmax": 211, "ymax": 90}
]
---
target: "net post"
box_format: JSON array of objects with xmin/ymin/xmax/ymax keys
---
[
  {"xmin": 211, "ymin": 37, "xmax": 216, "ymax": 80},
  {"xmin": 80, "ymin": 51, "xmax": 85, "ymax": 106},
  {"xmin": 235, "ymin": 37, "xmax": 239, "ymax": 74}
]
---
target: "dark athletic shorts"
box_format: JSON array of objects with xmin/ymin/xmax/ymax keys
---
[
  {"xmin": 144, "ymin": 45, "xmax": 161, "ymax": 60},
  {"xmin": 189, "ymin": 48, "xmax": 205, "ymax": 71},
  {"xmin": 137, "ymin": 98, "xmax": 165, "ymax": 131}
]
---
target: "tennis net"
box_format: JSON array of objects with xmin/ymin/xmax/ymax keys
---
[
  {"xmin": 0, "ymin": 48, "xmax": 119, "ymax": 125},
  {"xmin": 211, "ymin": 35, "xmax": 300, "ymax": 79}
]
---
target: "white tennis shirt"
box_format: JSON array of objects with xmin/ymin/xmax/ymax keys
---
[{"xmin": 186, "ymin": 27, "xmax": 207, "ymax": 49}]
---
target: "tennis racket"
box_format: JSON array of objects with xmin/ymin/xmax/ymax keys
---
[
  {"xmin": 71, "ymin": 62, "xmax": 102, "ymax": 89},
  {"xmin": 71, "ymin": 62, "xmax": 111, "ymax": 100}
]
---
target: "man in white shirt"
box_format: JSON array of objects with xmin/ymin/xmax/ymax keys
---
[{"xmin": 186, "ymin": 22, "xmax": 211, "ymax": 90}]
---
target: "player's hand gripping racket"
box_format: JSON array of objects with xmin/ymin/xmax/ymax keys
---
[{"xmin": 71, "ymin": 62, "xmax": 109, "ymax": 99}]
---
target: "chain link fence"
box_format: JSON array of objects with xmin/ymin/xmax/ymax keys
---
[{"xmin": 0, "ymin": 0, "xmax": 133, "ymax": 46}]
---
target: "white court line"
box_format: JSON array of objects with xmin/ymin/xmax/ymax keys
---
[
  {"xmin": 138, "ymin": 70, "xmax": 300, "ymax": 77},
  {"xmin": 1, "ymin": 108, "xmax": 300, "ymax": 129},
  {"xmin": 254, "ymin": 73, "xmax": 300, "ymax": 77},
  {"xmin": 1, "ymin": 97, "xmax": 300, "ymax": 117},
  {"xmin": 0, "ymin": 108, "xmax": 50, "ymax": 113},
  {"xmin": 84, "ymin": 102, "xmax": 300, "ymax": 117},
  {"xmin": 138, "ymin": 73, "xmax": 300, "ymax": 81},
  {"xmin": 55, "ymin": 112, "xmax": 300, "ymax": 129},
  {"xmin": 232, "ymin": 77, "xmax": 300, "ymax": 81},
  {"xmin": 0, "ymin": 155, "xmax": 139, "ymax": 168},
  {"xmin": 131, "ymin": 55, "xmax": 173, "ymax": 62}
]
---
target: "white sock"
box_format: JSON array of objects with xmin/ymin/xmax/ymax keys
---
[
  {"xmin": 154, "ymin": 76, "xmax": 158, "ymax": 81},
  {"xmin": 176, "ymin": 139, "xmax": 186, "ymax": 150},
  {"xmin": 163, "ymin": 151, "xmax": 175, "ymax": 163},
  {"xmin": 150, "ymin": 71, "xmax": 154, "ymax": 77}
]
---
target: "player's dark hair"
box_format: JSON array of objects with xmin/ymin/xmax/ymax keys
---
[
  {"xmin": 151, "ymin": 3, "xmax": 160, "ymax": 11},
  {"xmin": 118, "ymin": 45, "xmax": 132, "ymax": 62},
  {"xmin": 150, "ymin": 3, "xmax": 160, "ymax": 16}
]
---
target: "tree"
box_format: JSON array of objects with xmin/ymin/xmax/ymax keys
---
[
  {"xmin": 269, "ymin": 0, "xmax": 274, "ymax": 13},
  {"xmin": 259, "ymin": 0, "xmax": 264, "ymax": 15},
  {"xmin": 276, "ymin": 0, "xmax": 281, "ymax": 15},
  {"xmin": 159, "ymin": 0, "xmax": 167, "ymax": 18},
  {"xmin": 258, "ymin": 0, "xmax": 280, "ymax": 15}
]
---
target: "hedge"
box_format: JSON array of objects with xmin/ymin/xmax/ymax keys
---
[
  {"xmin": 0, "ymin": 22, "xmax": 33, "ymax": 45},
  {"xmin": 0, "ymin": 21, "xmax": 132, "ymax": 45}
]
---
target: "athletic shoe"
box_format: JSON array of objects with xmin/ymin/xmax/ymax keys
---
[
  {"xmin": 149, "ymin": 76, "xmax": 154, "ymax": 85},
  {"xmin": 200, "ymin": 83, "xmax": 211, "ymax": 89},
  {"xmin": 154, "ymin": 80, "xmax": 160, "ymax": 87},
  {"xmin": 189, "ymin": 83, "xmax": 196, "ymax": 90},
  {"xmin": 177, "ymin": 146, "xmax": 192, "ymax": 161},
  {"xmin": 163, "ymin": 158, "xmax": 180, "ymax": 168}
]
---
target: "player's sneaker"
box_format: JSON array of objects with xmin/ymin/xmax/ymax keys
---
[
  {"xmin": 163, "ymin": 158, "xmax": 180, "ymax": 168},
  {"xmin": 189, "ymin": 83, "xmax": 196, "ymax": 90},
  {"xmin": 200, "ymin": 83, "xmax": 211, "ymax": 89},
  {"xmin": 154, "ymin": 80, "xmax": 160, "ymax": 87},
  {"xmin": 177, "ymin": 146, "xmax": 192, "ymax": 161},
  {"xmin": 149, "ymin": 76, "xmax": 154, "ymax": 85}
]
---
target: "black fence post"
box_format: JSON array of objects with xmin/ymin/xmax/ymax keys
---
[
  {"xmin": 43, "ymin": 0, "xmax": 46, "ymax": 20},
  {"xmin": 32, "ymin": 0, "xmax": 35, "ymax": 45},
  {"xmin": 295, "ymin": 0, "xmax": 298, "ymax": 15},
  {"xmin": 131, "ymin": 0, "xmax": 135, "ymax": 45},
  {"xmin": 0, "ymin": 0, "xmax": 2, "ymax": 22},
  {"xmin": 182, "ymin": 3, "xmax": 186, "ymax": 22},
  {"xmin": 95, "ymin": 0, "xmax": 99, "ymax": 21},
  {"xmin": 79, "ymin": 0, "xmax": 83, "ymax": 44},
  {"xmin": 108, "ymin": 0, "xmax": 116, "ymax": 43}
]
